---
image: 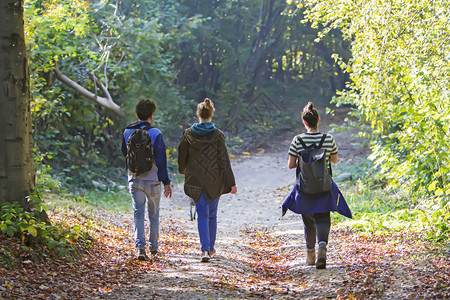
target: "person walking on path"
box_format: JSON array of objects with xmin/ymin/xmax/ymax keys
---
[
  {"xmin": 121, "ymin": 98, "xmax": 172, "ymax": 261},
  {"xmin": 283, "ymin": 102, "xmax": 352, "ymax": 269},
  {"xmin": 178, "ymin": 98, "xmax": 237, "ymax": 262}
]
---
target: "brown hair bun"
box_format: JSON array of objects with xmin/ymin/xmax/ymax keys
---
[
  {"xmin": 302, "ymin": 101, "xmax": 319, "ymax": 129},
  {"xmin": 197, "ymin": 98, "xmax": 215, "ymax": 120},
  {"xmin": 304, "ymin": 102, "xmax": 314, "ymax": 112}
]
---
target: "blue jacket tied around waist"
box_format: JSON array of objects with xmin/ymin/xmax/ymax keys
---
[{"xmin": 282, "ymin": 181, "xmax": 352, "ymax": 219}]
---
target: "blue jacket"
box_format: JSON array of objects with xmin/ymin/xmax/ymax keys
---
[
  {"xmin": 121, "ymin": 121, "xmax": 171, "ymax": 185},
  {"xmin": 282, "ymin": 181, "xmax": 352, "ymax": 218}
]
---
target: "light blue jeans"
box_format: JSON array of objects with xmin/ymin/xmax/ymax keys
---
[
  {"xmin": 194, "ymin": 192, "xmax": 220, "ymax": 252},
  {"xmin": 129, "ymin": 180, "xmax": 161, "ymax": 251}
]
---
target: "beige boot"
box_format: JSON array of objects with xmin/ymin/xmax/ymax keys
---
[
  {"xmin": 316, "ymin": 242, "xmax": 327, "ymax": 269},
  {"xmin": 306, "ymin": 248, "xmax": 315, "ymax": 265}
]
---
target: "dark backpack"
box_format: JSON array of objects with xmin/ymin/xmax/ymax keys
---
[
  {"xmin": 296, "ymin": 134, "xmax": 332, "ymax": 194},
  {"xmin": 125, "ymin": 123, "xmax": 154, "ymax": 175}
]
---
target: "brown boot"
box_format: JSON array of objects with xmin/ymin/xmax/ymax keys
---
[
  {"xmin": 316, "ymin": 242, "xmax": 327, "ymax": 269},
  {"xmin": 306, "ymin": 248, "xmax": 315, "ymax": 265}
]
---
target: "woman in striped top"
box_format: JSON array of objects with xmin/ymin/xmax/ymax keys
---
[{"xmin": 288, "ymin": 102, "xmax": 338, "ymax": 269}]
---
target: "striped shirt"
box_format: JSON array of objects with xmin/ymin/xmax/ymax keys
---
[{"xmin": 289, "ymin": 132, "xmax": 338, "ymax": 164}]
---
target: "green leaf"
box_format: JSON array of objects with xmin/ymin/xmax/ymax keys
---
[
  {"xmin": 26, "ymin": 226, "xmax": 38, "ymax": 237},
  {"xmin": 5, "ymin": 226, "xmax": 17, "ymax": 237}
]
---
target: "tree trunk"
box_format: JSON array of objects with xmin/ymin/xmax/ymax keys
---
[{"xmin": 0, "ymin": 0, "xmax": 35, "ymax": 212}]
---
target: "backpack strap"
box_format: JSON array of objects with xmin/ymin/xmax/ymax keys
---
[
  {"xmin": 317, "ymin": 134, "xmax": 327, "ymax": 149},
  {"xmin": 316, "ymin": 133, "xmax": 333, "ymax": 177},
  {"xmin": 298, "ymin": 134, "xmax": 327, "ymax": 149},
  {"xmin": 141, "ymin": 123, "xmax": 151, "ymax": 131},
  {"xmin": 297, "ymin": 136, "xmax": 308, "ymax": 149},
  {"xmin": 126, "ymin": 121, "xmax": 152, "ymax": 130}
]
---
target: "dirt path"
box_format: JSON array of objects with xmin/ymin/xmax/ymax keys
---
[
  {"xmin": 105, "ymin": 134, "xmax": 357, "ymax": 299},
  {"xmin": 101, "ymin": 111, "xmax": 448, "ymax": 299},
  {"xmin": 104, "ymin": 111, "xmax": 367, "ymax": 299}
]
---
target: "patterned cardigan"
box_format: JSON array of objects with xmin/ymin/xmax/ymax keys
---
[{"xmin": 178, "ymin": 128, "xmax": 236, "ymax": 201}]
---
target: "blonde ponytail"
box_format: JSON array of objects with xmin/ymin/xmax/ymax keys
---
[{"xmin": 197, "ymin": 98, "xmax": 215, "ymax": 120}]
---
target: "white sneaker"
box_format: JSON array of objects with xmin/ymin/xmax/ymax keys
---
[{"xmin": 201, "ymin": 251, "xmax": 210, "ymax": 262}]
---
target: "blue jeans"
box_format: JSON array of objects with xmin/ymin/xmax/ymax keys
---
[
  {"xmin": 194, "ymin": 193, "xmax": 220, "ymax": 252},
  {"xmin": 129, "ymin": 180, "xmax": 161, "ymax": 251}
]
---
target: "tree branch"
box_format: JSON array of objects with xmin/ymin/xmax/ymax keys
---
[{"xmin": 54, "ymin": 64, "xmax": 124, "ymax": 116}]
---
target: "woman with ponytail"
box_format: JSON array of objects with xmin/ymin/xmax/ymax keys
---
[
  {"xmin": 178, "ymin": 98, "xmax": 237, "ymax": 262},
  {"xmin": 283, "ymin": 102, "xmax": 352, "ymax": 269}
]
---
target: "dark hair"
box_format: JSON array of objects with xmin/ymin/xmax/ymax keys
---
[
  {"xmin": 302, "ymin": 102, "xmax": 319, "ymax": 129},
  {"xmin": 197, "ymin": 98, "xmax": 215, "ymax": 120},
  {"xmin": 135, "ymin": 98, "xmax": 156, "ymax": 120}
]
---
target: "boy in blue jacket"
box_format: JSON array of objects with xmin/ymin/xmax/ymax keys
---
[{"xmin": 121, "ymin": 98, "xmax": 172, "ymax": 260}]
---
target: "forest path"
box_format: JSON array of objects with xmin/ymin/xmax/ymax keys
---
[
  {"xmin": 105, "ymin": 119, "xmax": 367, "ymax": 299},
  {"xmin": 103, "ymin": 110, "xmax": 446, "ymax": 299},
  {"xmin": 107, "ymin": 148, "xmax": 353, "ymax": 299},
  {"xmin": 2, "ymin": 110, "xmax": 447, "ymax": 299}
]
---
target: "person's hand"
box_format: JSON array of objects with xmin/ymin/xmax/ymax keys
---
[
  {"xmin": 230, "ymin": 185, "xmax": 237, "ymax": 194},
  {"xmin": 164, "ymin": 184, "xmax": 172, "ymax": 198}
]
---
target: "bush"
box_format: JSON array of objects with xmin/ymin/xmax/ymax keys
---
[{"xmin": 0, "ymin": 193, "xmax": 91, "ymax": 260}]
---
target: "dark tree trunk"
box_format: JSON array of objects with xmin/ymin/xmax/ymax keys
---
[{"xmin": 0, "ymin": 0, "xmax": 36, "ymax": 212}]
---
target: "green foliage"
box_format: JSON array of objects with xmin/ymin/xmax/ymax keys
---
[
  {"xmin": 418, "ymin": 200, "xmax": 450, "ymax": 244},
  {"xmin": 301, "ymin": 0, "xmax": 450, "ymax": 201},
  {"xmin": 172, "ymin": 0, "xmax": 350, "ymax": 133},
  {"xmin": 0, "ymin": 200, "xmax": 44, "ymax": 239},
  {"xmin": 334, "ymin": 158, "xmax": 449, "ymax": 245},
  {"xmin": 23, "ymin": 0, "xmax": 351, "ymax": 192},
  {"xmin": 0, "ymin": 193, "xmax": 90, "ymax": 254},
  {"xmin": 25, "ymin": 0, "xmax": 121, "ymax": 188},
  {"xmin": 24, "ymin": 0, "xmax": 192, "ymax": 189}
]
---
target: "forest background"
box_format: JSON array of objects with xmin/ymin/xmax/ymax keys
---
[
  {"xmin": 0, "ymin": 0, "xmax": 449, "ymax": 291},
  {"xmin": 27, "ymin": 0, "xmax": 352, "ymax": 190}
]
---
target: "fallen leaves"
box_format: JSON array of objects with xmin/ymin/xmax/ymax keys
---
[
  {"xmin": 0, "ymin": 207, "xmax": 177, "ymax": 299},
  {"xmin": 0, "ymin": 204, "xmax": 449, "ymax": 299},
  {"xmin": 333, "ymin": 229, "xmax": 450, "ymax": 299}
]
